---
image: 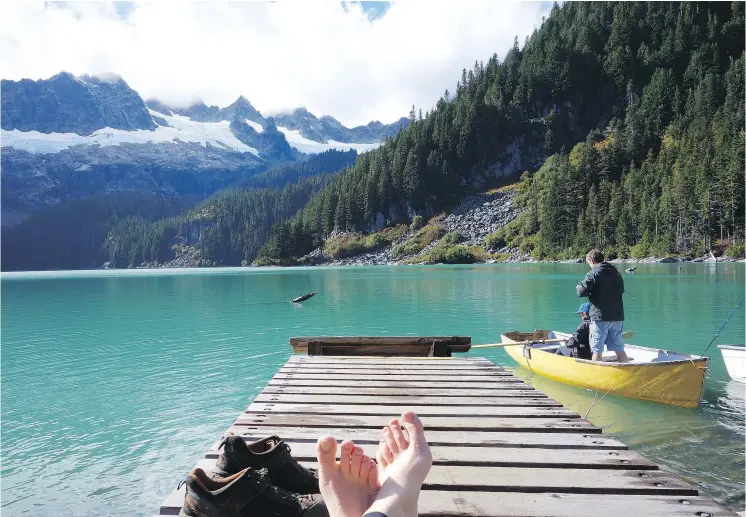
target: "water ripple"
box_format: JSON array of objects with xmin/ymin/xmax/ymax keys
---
[{"xmin": 2, "ymin": 264, "xmax": 744, "ymax": 516}]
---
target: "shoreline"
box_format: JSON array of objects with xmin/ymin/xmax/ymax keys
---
[
  {"xmin": 124, "ymin": 254, "xmax": 746, "ymax": 270},
  {"xmin": 3, "ymin": 255, "xmax": 744, "ymax": 275},
  {"xmin": 0, "ymin": 259, "xmax": 746, "ymax": 278},
  {"xmin": 299, "ymin": 254, "xmax": 745, "ymax": 268}
]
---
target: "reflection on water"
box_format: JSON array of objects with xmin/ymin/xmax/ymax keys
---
[{"xmin": 510, "ymin": 366, "xmax": 745, "ymax": 509}]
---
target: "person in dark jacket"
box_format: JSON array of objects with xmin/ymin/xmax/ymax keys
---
[
  {"xmin": 576, "ymin": 249, "xmax": 628, "ymax": 363},
  {"xmin": 563, "ymin": 302, "xmax": 593, "ymax": 360}
]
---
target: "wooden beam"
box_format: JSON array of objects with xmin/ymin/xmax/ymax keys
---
[
  {"xmin": 288, "ymin": 356, "xmax": 487, "ymax": 365},
  {"xmin": 290, "ymin": 336, "xmax": 471, "ymax": 347},
  {"xmin": 204, "ymin": 439, "xmax": 657, "ymax": 469},
  {"xmin": 253, "ymin": 393, "xmax": 563, "ymax": 407},
  {"xmin": 296, "ymin": 343, "xmax": 446, "ymax": 356},
  {"xmin": 268, "ymin": 379, "xmax": 531, "ymax": 389},
  {"xmin": 162, "ymin": 490, "xmax": 734, "ymax": 516},
  {"xmin": 262, "ymin": 386, "xmax": 545, "ymax": 397},
  {"xmin": 226, "ymin": 426, "xmax": 626, "ymax": 448},
  {"xmin": 234, "ymin": 413, "xmax": 596, "ymax": 432},
  {"xmin": 278, "ymin": 367, "xmax": 511, "ymax": 377},
  {"xmin": 246, "ymin": 402, "xmax": 579, "ymax": 417}
]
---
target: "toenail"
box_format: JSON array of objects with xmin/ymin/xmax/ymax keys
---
[{"xmin": 320, "ymin": 439, "xmax": 333, "ymax": 452}]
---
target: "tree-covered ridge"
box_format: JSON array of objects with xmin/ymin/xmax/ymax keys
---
[
  {"xmin": 239, "ymin": 149, "xmax": 357, "ymax": 190},
  {"xmin": 104, "ymin": 150, "xmax": 357, "ymax": 268},
  {"xmin": 259, "ymin": 1, "xmax": 745, "ymax": 262},
  {"xmin": 1, "ymin": 192, "xmax": 187, "ymax": 271},
  {"xmin": 1, "ymin": 150, "xmax": 357, "ymax": 271}
]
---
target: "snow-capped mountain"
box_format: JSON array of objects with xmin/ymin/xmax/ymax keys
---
[
  {"xmin": 273, "ymin": 107, "xmax": 408, "ymax": 144},
  {"xmin": 2, "ymin": 72, "xmax": 156, "ymax": 135},
  {"xmin": 0, "ymin": 72, "xmax": 407, "ymax": 226}
]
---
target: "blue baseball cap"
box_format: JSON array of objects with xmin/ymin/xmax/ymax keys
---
[{"xmin": 575, "ymin": 302, "xmax": 590, "ymax": 314}]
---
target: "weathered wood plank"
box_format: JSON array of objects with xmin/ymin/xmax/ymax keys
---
[
  {"xmin": 299, "ymin": 463, "xmax": 697, "ymax": 496},
  {"xmin": 226, "ymin": 426, "xmax": 625, "ymax": 448},
  {"xmin": 413, "ymin": 492, "xmax": 738, "ymax": 517},
  {"xmin": 162, "ymin": 489, "xmax": 734, "ymax": 516},
  {"xmin": 419, "ymin": 466, "xmax": 696, "ymax": 495},
  {"xmin": 274, "ymin": 373, "xmax": 520, "ymax": 383},
  {"xmin": 288, "ymin": 356, "xmax": 491, "ymax": 366},
  {"xmin": 268, "ymin": 378, "xmax": 531, "ymax": 389},
  {"xmin": 254, "ymin": 393, "xmax": 563, "ymax": 407},
  {"xmin": 285, "ymin": 356, "xmax": 494, "ymax": 371},
  {"xmin": 290, "ymin": 336, "xmax": 470, "ymax": 347},
  {"xmin": 246, "ymin": 402, "xmax": 579, "ymax": 417},
  {"xmin": 235, "ymin": 413, "xmax": 594, "ymax": 432},
  {"xmin": 296, "ymin": 343, "xmax": 451, "ymax": 357},
  {"xmin": 203, "ymin": 439, "xmax": 656, "ymax": 468},
  {"xmin": 160, "ymin": 461, "xmax": 698, "ymax": 516},
  {"xmin": 279, "ymin": 366, "xmax": 512, "ymax": 377},
  {"xmin": 287, "ymin": 357, "xmax": 492, "ymax": 366},
  {"xmin": 262, "ymin": 386, "xmax": 545, "ymax": 397}
]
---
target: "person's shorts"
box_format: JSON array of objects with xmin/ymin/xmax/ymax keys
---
[{"xmin": 589, "ymin": 320, "xmax": 625, "ymax": 354}]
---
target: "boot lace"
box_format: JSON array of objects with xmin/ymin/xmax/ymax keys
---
[{"xmin": 284, "ymin": 444, "xmax": 318, "ymax": 477}]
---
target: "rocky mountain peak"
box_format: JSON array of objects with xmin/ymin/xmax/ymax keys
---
[
  {"xmin": 2, "ymin": 72, "xmax": 156, "ymax": 135},
  {"xmin": 223, "ymin": 96, "xmax": 264, "ymax": 125}
]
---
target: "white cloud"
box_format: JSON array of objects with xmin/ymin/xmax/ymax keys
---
[{"xmin": 0, "ymin": 1, "xmax": 551, "ymax": 127}]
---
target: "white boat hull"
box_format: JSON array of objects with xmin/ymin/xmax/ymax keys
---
[{"xmin": 718, "ymin": 345, "xmax": 746, "ymax": 383}]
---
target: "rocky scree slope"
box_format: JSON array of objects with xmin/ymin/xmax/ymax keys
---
[{"xmin": 299, "ymin": 189, "xmax": 520, "ymax": 266}]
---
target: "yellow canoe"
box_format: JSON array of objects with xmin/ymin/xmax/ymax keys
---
[{"xmin": 501, "ymin": 330, "xmax": 709, "ymax": 408}]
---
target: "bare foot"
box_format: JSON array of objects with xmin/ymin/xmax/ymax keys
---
[
  {"xmin": 317, "ymin": 436, "xmax": 380, "ymax": 517},
  {"xmin": 369, "ymin": 412, "xmax": 432, "ymax": 517}
]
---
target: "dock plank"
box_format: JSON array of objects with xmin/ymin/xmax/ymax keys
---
[
  {"xmin": 235, "ymin": 413, "xmax": 594, "ymax": 432},
  {"xmin": 288, "ymin": 356, "xmax": 495, "ymax": 366},
  {"xmin": 415, "ymin": 492, "xmax": 739, "ymax": 517},
  {"xmin": 297, "ymin": 463, "xmax": 698, "ymax": 496},
  {"xmin": 275, "ymin": 372, "xmax": 518, "ymax": 381},
  {"xmin": 159, "ymin": 461, "xmax": 698, "ymax": 516},
  {"xmin": 268, "ymin": 378, "xmax": 531, "ymax": 389},
  {"xmin": 262, "ymin": 386, "xmax": 545, "ymax": 397},
  {"xmin": 162, "ymin": 491, "xmax": 735, "ymax": 516},
  {"xmin": 203, "ymin": 440, "xmax": 656, "ymax": 468},
  {"xmin": 279, "ymin": 367, "xmax": 512, "ymax": 377},
  {"xmin": 246, "ymin": 402, "xmax": 578, "ymax": 417},
  {"xmin": 283, "ymin": 362, "xmax": 502, "ymax": 375},
  {"xmin": 254, "ymin": 393, "xmax": 563, "ymax": 407},
  {"xmin": 226, "ymin": 426, "xmax": 624, "ymax": 448}
]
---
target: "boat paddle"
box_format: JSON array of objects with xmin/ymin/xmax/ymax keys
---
[
  {"xmin": 473, "ymin": 331, "xmax": 634, "ymax": 349},
  {"xmin": 471, "ymin": 338, "xmax": 567, "ymax": 349}
]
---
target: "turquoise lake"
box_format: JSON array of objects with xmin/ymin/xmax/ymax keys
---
[{"xmin": 2, "ymin": 264, "xmax": 744, "ymax": 516}]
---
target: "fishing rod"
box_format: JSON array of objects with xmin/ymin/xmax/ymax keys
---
[{"xmin": 700, "ymin": 296, "xmax": 746, "ymax": 356}]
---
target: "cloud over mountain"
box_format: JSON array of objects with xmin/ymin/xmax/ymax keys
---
[{"xmin": 0, "ymin": 1, "xmax": 551, "ymax": 126}]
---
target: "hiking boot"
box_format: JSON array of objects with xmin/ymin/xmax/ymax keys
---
[
  {"xmin": 213, "ymin": 434, "xmax": 319, "ymax": 494},
  {"xmin": 179, "ymin": 467, "xmax": 327, "ymax": 517}
]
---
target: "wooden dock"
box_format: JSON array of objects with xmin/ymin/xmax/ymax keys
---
[{"xmin": 159, "ymin": 339, "xmax": 738, "ymax": 516}]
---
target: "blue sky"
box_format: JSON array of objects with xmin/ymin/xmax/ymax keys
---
[
  {"xmin": 4, "ymin": 2, "xmax": 553, "ymax": 126},
  {"xmin": 355, "ymin": 2, "xmax": 392, "ymax": 21}
]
